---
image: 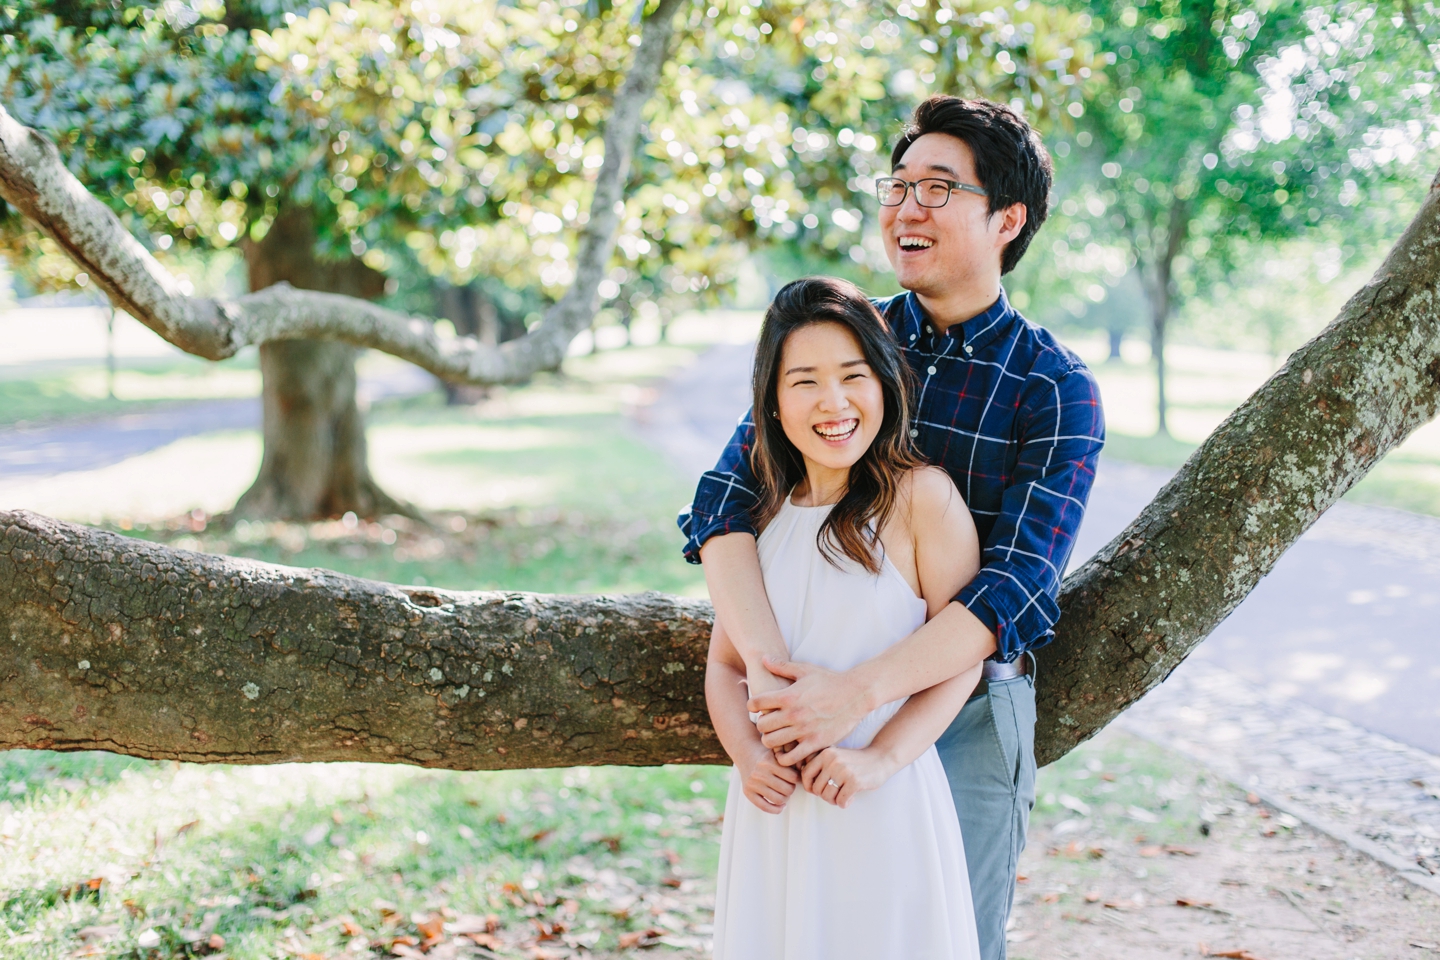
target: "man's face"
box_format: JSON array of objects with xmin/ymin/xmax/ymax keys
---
[{"xmin": 879, "ymin": 132, "xmax": 1013, "ymax": 300}]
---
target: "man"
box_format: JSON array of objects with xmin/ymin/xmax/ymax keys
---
[{"xmin": 678, "ymin": 96, "xmax": 1105, "ymax": 959}]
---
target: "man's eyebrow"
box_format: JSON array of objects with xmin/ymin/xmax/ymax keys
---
[{"xmin": 892, "ymin": 162, "xmax": 962, "ymax": 178}]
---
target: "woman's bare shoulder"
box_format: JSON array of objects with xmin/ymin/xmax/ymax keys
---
[{"xmin": 903, "ymin": 465, "xmax": 964, "ymax": 518}]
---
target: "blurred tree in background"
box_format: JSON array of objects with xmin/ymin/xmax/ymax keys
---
[
  {"xmin": 1010, "ymin": 0, "xmax": 1437, "ymax": 433},
  {"xmin": 3, "ymin": 0, "xmax": 1436, "ymax": 453}
]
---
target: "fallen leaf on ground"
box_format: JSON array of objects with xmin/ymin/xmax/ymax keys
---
[
  {"xmin": 341, "ymin": 919, "xmax": 364, "ymax": 937},
  {"xmin": 1176, "ymin": 898, "xmax": 1215, "ymax": 908},
  {"xmin": 618, "ymin": 927, "xmax": 666, "ymax": 948},
  {"xmin": 1202, "ymin": 948, "xmax": 1269, "ymax": 959},
  {"xmin": 1084, "ymin": 891, "xmax": 1101, "ymax": 903},
  {"xmin": 416, "ymin": 913, "xmax": 445, "ymax": 944},
  {"xmin": 1409, "ymin": 942, "xmax": 1440, "ymax": 951},
  {"xmin": 1165, "ymin": 845, "xmax": 1200, "ymax": 856},
  {"xmin": 1139, "ymin": 846, "xmax": 1163, "ymax": 857}
]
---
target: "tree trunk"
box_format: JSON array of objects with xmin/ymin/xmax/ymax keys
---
[
  {"xmin": 1107, "ymin": 327, "xmax": 1124, "ymax": 362},
  {"xmin": 1141, "ymin": 200, "xmax": 1191, "ymax": 438},
  {"xmin": 233, "ymin": 210, "xmax": 413, "ymax": 520}
]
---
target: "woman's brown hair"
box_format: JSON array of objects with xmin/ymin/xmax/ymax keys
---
[{"xmin": 750, "ymin": 276, "xmax": 923, "ymax": 574}]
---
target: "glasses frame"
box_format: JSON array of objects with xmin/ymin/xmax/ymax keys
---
[{"xmin": 874, "ymin": 176, "xmax": 988, "ymax": 208}]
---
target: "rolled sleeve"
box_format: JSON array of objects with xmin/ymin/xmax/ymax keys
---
[
  {"xmin": 957, "ymin": 365, "xmax": 1105, "ymax": 660},
  {"xmin": 678, "ymin": 413, "xmax": 760, "ymax": 564}
]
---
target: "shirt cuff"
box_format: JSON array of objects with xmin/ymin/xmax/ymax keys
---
[
  {"xmin": 678, "ymin": 509, "xmax": 759, "ymax": 565},
  {"xmin": 956, "ymin": 572, "xmax": 1058, "ymax": 662}
]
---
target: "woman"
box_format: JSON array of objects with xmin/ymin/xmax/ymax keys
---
[{"xmin": 706, "ymin": 277, "xmax": 983, "ymax": 960}]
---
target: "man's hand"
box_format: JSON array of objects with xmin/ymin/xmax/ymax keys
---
[
  {"xmin": 735, "ymin": 742, "xmax": 801, "ymax": 813},
  {"xmin": 746, "ymin": 657, "xmax": 873, "ymax": 767},
  {"xmin": 800, "ymin": 746, "xmax": 897, "ymax": 809}
]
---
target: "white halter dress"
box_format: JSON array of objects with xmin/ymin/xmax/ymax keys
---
[{"xmin": 712, "ymin": 496, "xmax": 980, "ymax": 960}]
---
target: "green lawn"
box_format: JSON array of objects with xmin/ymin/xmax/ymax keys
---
[
  {"xmin": 1, "ymin": 347, "xmax": 723, "ymax": 959},
  {"xmin": 0, "ymin": 354, "xmax": 260, "ymax": 428}
]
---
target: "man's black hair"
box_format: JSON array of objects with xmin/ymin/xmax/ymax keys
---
[{"xmin": 890, "ymin": 96, "xmax": 1053, "ymax": 275}]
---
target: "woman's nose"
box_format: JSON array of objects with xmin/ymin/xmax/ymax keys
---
[{"xmin": 818, "ymin": 382, "xmax": 850, "ymax": 412}]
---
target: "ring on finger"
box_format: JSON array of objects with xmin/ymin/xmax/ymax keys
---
[{"xmin": 827, "ymin": 778, "xmax": 839, "ymax": 789}]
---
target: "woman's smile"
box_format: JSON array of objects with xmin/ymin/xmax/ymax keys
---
[{"xmin": 813, "ymin": 418, "xmax": 860, "ymax": 444}]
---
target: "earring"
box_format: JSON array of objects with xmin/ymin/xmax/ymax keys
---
[{"xmin": 770, "ymin": 410, "xmax": 779, "ymax": 418}]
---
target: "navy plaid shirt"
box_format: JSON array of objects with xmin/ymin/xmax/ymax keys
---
[{"xmin": 676, "ymin": 288, "xmax": 1105, "ymax": 662}]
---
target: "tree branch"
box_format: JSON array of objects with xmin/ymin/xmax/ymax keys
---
[
  {"xmin": 0, "ymin": 0, "xmax": 687, "ymax": 381},
  {"xmin": 1, "ymin": 510, "xmax": 721, "ymax": 768},
  {"xmin": 1034, "ymin": 166, "xmax": 1440, "ymax": 765}
]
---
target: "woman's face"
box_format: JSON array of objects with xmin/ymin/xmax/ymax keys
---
[{"xmin": 775, "ymin": 321, "xmax": 885, "ymax": 473}]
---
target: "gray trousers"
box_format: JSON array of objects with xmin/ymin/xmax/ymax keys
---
[{"xmin": 933, "ymin": 669, "xmax": 1038, "ymax": 960}]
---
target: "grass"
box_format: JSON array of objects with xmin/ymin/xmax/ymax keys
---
[
  {"xmin": 0, "ymin": 753, "xmax": 729, "ymax": 959},
  {"xmin": 0, "ymin": 354, "xmax": 260, "ymax": 428},
  {"xmin": 1, "ymin": 343, "xmax": 724, "ymax": 959}
]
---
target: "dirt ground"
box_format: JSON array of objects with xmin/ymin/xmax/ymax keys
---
[{"xmin": 1010, "ymin": 731, "xmax": 1440, "ymax": 960}]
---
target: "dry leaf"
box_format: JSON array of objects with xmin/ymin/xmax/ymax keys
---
[
  {"xmin": 1176, "ymin": 898, "xmax": 1215, "ymax": 908},
  {"xmin": 416, "ymin": 913, "xmax": 445, "ymax": 944},
  {"xmin": 1202, "ymin": 949, "xmax": 1269, "ymax": 959},
  {"xmin": 1139, "ymin": 846, "xmax": 1163, "ymax": 857},
  {"xmin": 618, "ymin": 927, "xmax": 666, "ymax": 949},
  {"xmin": 341, "ymin": 919, "xmax": 364, "ymax": 938},
  {"xmin": 1165, "ymin": 845, "xmax": 1200, "ymax": 856},
  {"xmin": 206, "ymin": 934, "xmax": 225, "ymax": 950},
  {"xmin": 1041, "ymin": 892, "xmax": 1060, "ymax": 903},
  {"xmin": 1083, "ymin": 891, "xmax": 1101, "ymax": 903}
]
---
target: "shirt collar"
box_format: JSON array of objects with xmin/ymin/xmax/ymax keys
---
[{"xmin": 903, "ymin": 287, "xmax": 1018, "ymax": 354}]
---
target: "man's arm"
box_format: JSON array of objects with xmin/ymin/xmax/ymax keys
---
[
  {"xmin": 751, "ymin": 364, "xmax": 1105, "ymax": 762},
  {"xmin": 678, "ymin": 413, "xmax": 791, "ymax": 694}
]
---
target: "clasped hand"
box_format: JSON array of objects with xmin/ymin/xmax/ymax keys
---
[{"xmin": 745, "ymin": 655, "xmax": 871, "ymax": 767}]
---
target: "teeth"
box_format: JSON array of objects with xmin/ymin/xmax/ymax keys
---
[
  {"xmin": 898, "ymin": 237, "xmax": 934, "ymax": 250},
  {"xmin": 815, "ymin": 420, "xmax": 858, "ymax": 439}
]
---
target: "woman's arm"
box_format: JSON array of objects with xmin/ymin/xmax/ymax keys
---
[
  {"xmin": 801, "ymin": 468, "xmax": 983, "ymax": 807},
  {"xmin": 706, "ymin": 616, "xmax": 801, "ymax": 812}
]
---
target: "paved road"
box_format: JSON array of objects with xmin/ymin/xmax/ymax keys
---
[{"xmin": 639, "ymin": 343, "xmax": 1440, "ymax": 757}]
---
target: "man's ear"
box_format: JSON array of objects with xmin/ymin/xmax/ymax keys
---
[{"xmin": 995, "ymin": 202, "xmax": 1028, "ymax": 244}]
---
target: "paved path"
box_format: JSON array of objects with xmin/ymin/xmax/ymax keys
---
[
  {"xmin": 635, "ymin": 342, "xmax": 1440, "ymax": 891},
  {"xmin": 0, "ymin": 363, "xmax": 438, "ymax": 479}
]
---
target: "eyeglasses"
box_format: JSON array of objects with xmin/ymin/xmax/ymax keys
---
[{"xmin": 874, "ymin": 176, "xmax": 988, "ymax": 208}]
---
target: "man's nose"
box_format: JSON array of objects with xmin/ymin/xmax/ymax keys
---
[{"xmin": 896, "ymin": 186, "xmax": 929, "ymax": 222}]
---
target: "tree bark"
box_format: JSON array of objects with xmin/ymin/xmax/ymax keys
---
[
  {"xmin": 233, "ymin": 209, "xmax": 412, "ymax": 520},
  {"xmin": 0, "ymin": 511, "xmax": 721, "ymax": 767}
]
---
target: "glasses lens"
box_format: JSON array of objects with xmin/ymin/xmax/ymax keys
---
[
  {"xmin": 916, "ymin": 179, "xmax": 952, "ymax": 207},
  {"xmin": 876, "ymin": 179, "xmax": 907, "ymax": 206}
]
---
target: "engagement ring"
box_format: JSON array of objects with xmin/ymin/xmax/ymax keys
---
[{"xmin": 827, "ymin": 778, "xmax": 839, "ymax": 788}]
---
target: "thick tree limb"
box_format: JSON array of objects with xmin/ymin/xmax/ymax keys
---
[
  {"xmin": 0, "ymin": 0, "xmax": 686, "ymax": 383},
  {"xmin": 3, "ymin": 175, "xmax": 1439, "ymax": 768},
  {"xmin": 1035, "ymin": 168, "xmax": 1440, "ymax": 765},
  {"xmin": 0, "ymin": 511, "xmax": 721, "ymax": 767}
]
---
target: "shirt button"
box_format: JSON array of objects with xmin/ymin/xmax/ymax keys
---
[
  {"xmin": 964, "ymin": 345, "xmax": 974, "ymax": 355},
  {"xmin": 926, "ymin": 326, "xmax": 933, "ymax": 334},
  {"xmin": 909, "ymin": 333, "xmax": 917, "ymax": 341},
  {"xmin": 909, "ymin": 429, "xmax": 919, "ymax": 438},
  {"xmin": 927, "ymin": 365, "xmax": 937, "ymax": 376}
]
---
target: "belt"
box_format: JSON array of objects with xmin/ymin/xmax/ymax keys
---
[{"xmin": 972, "ymin": 655, "xmax": 1031, "ymax": 698}]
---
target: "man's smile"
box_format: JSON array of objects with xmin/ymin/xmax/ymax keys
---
[{"xmin": 897, "ymin": 235, "xmax": 935, "ymax": 251}]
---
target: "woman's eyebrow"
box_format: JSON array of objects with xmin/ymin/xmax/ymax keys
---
[{"xmin": 784, "ymin": 358, "xmax": 869, "ymax": 375}]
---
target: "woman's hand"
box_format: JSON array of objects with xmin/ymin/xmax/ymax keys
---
[
  {"xmin": 800, "ymin": 746, "xmax": 897, "ymax": 809},
  {"xmin": 736, "ymin": 742, "xmax": 801, "ymax": 813}
]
